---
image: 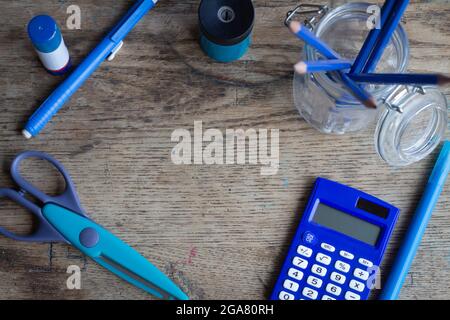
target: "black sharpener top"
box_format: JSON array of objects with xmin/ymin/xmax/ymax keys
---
[{"xmin": 199, "ymin": 0, "xmax": 255, "ymax": 46}]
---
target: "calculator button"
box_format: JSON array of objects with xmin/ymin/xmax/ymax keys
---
[
  {"xmin": 321, "ymin": 243, "xmax": 335, "ymax": 252},
  {"xmin": 330, "ymin": 272, "xmax": 346, "ymax": 285},
  {"xmin": 311, "ymin": 264, "xmax": 327, "ymax": 277},
  {"xmin": 279, "ymin": 291, "xmax": 295, "ymax": 300},
  {"xmin": 307, "ymin": 276, "xmax": 323, "ymax": 289},
  {"xmin": 358, "ymin": 258, "xmax": 373, "ymax": 268},
  {"xmin": 354, "ymin": 268, "xmax": 369, "ymax": 281},
  {"xmin": 349, "ymin": 279, "xmax": 365, "ymax": 292},
  {"xmin": 339, "ymin": 250, "xmax": 354, "ymax": 260},
  {"xmin": 288, "ymin": 268, "xmax": 304, "ymax": 281},
  {"xmin": 326, "ymin": 283, "xmax": 342, "ymax": 296},
  {"xmin": 322, "ymin": 295, "xmax": 336, "ymax": 300},
  {"xmin": 297, "ymin": 245, "xmax": 313, "ymax": 258},
  {"xmin": 316, "ymin": 253, "xmax": 331, "ymax": 265},
  {"xmin": 302, "ymin": 287, "xmax": 318, "ymax": 300},
  {"xmin": 293, "ymin": 257, "xmax": 308, "ymax": 269},
  {"xmin": 345, "ymin": 291, "xmax": 361, "ymax": 300},
  {"xmin": 283, "ymin": 279, "xmax": 299, "ymax": 292},
  {"xmin": 335, "ymin": 260, "xmax": 351, "ymax": 273},
  {"xmin": 302, "ymin": 231, "xmax": 318, "ymax": 245}
]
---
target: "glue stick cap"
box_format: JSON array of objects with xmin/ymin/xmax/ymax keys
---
[{"xmin": 28, "ymin": 15, "xmax": 63, "ymax": 53}]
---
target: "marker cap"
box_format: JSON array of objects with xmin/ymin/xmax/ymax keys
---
[{"xmin": 28, "ymin": 15, "xmax": 63, "ymax": 53}]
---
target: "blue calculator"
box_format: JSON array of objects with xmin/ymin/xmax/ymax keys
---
[{"xmin": 270, "ymin": 177, "xmax": 399, "ymax": 300}]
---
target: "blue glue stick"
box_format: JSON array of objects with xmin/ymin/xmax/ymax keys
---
[{"xmin": 28, "ymin": 15, "xmax": 72, "ymax": 75}]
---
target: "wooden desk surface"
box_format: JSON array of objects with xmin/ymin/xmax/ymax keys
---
[{"xmin": 0, "ymin": 0, "xmax": 449, "ymax": 300}]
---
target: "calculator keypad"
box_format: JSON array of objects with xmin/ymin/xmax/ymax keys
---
[{"xmin": 277, "ymin": 243, "xmax": 375, "ymax": 300}]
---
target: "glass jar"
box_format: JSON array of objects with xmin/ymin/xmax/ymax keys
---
[{"xmin": 292, "ymin": 2, "xmax": 448, "ymax": 166}]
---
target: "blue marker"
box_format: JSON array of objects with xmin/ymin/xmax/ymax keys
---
[
  {"xmin": 28, "ymin": 15, "xmax": 72, "ymax": 75},
  {"xmin": 380, "ymin": 141, "xmax": 450, "ymax": 300},
  {"xmin": 23, "ymin": 0, "xmax": 158, "ymax": 139}
]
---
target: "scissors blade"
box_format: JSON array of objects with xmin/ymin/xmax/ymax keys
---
[{"xmin": 42, "ymin": 203, "xmax": 189, "ymax": 300}]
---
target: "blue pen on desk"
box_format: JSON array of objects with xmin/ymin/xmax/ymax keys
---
[
  {"xmin": 380, "ymin": 141, "xmax": 450, "ymax": 300},
  {"xmin": 23, "ymin": 0, "xmax": 158, "ymax": 139}
]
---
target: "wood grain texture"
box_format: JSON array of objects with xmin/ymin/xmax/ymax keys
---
[{"xmin": 0, "ymin": 0, "xmax": 449, "ymax": 300}]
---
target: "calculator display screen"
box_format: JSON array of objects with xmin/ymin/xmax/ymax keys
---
[{"xmin": 312, "ymin": 203, "xmax": 381, "ymax": 246}]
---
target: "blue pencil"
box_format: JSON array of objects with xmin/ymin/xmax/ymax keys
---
[
  {"xmin": 294, "ymin": 59, "xmax": 353, "ymax": 74},
  {"xmin": 289, "ymin": 21, "xmax": 377, "ymax": 109},
  {"xmin": 363, "ymin": 0, "xmax": 410, "ymax": 73},
  {"xmin": 347, "ymin": 73, "xmax": 450, "ymax": 86},
  {"xmin": 380, "ymin": 141, "xmax": 450, "ymax": 300},
  {"xmin": 350, "ymin": 0, "xmax": 397, "ymax": 74},
  {"xmin": 288, "ymin": 21, "xmax": 340, "ymax": 60},
  {"xmin": 340, "ymin": 74, "xmax": 377, "ymax": 109}
]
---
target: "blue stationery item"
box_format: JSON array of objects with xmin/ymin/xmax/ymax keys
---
[
  {"xmin": 289, "ymin": 21, "xmax": 340, "ymax": 60},
  {"xmin": 350, "ymin": 0, "xmax": 396, "ymax": 74},
  {"xmin": 271, "ymin": 177, "xmax": 399, "ymax": 300},
  {"xmin": 23, "ymin": 0, "xmax": 158, "ymax": 139},
  {"xmin": 380, "ymin": 141, "xmax": 450, "ymax": 300},
  {"xmin": 348, "ymin": 73, "xmax": 450, "ymax": 86},
  {"xmin": 363, "ymin": 0, "xmax": 410, "ymax": 73},
  {"xmin": 199, "ymin": 0, "xmax": 254, "ymax": 63},
  {"xmin": 28, "ymin": 15, "xmax": 72, "ymax": 75},
  {"xmin": 340, "ymin": 73, "xmax": 377, "ymax": 109},
  {"xmin": 294, "ymin": 59, "xmax": 353, "ymax": 74},
  {"xmin": 288, "ymin": 21, "xmax": 377, "ymax": 109},
  {"xmin": 0, "ymin": 151, "xmax": 188, "ymax": 300}
]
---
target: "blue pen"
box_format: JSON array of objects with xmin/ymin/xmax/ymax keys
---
[
  {"xmin": 380, "ymin": 141, "xmax": 450, "ymax": 300},
  {"xmin": 23, "ymin": 0, "xmax": 158, "ymax": 139}
]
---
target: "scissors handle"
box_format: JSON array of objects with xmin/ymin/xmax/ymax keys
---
[
  {"xmin": 0, "ymin": 188, "xmax": 65, "ymax": 242},
  {"xmin": 10, "ymin": 151, "xmax": 86, "ymax": 217},
  {"xmin": 0, "ymin": 151, "xmax": 86, "ymax": 243}
]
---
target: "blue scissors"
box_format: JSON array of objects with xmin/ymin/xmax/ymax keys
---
[{"xmin": 0, "ymin": 151, "xmax": 188, "ymax": 300}]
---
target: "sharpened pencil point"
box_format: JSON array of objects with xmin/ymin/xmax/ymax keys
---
[
  {"xmin": 437, "ymin": 75, "xmax": 450, "ymax": 86},
  {"xmin": 289, "ymin": 20, "xmax": 301, "ymax": 34},
  {"xmin": 365, "ymin": 97, "xmax": 378, "ymax": 109},
  {"xmin": 294, "ymin": 61, "xmax": 307, "ymax": 74}
]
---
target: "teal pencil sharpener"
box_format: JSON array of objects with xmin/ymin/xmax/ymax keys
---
[{"xmin": 198, "ymin": 0, "xmax": 255, "ymax": 63}]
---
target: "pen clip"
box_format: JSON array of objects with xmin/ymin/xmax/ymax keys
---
[{"xmin": 109, "ymin": 0, "xmax": 155, "ymax": 43}]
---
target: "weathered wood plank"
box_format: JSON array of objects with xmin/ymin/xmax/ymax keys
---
[{"xmin": 0, "ymin": 0, "xmax": 449, "ymax": 300}]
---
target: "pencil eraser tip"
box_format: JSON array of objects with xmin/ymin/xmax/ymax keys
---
[
  {"xmin": 289, "ymin": 20, "xmax": 301, "ymax": 33},
  {"xmin": 22, "ymin": 129, "xmax": 32, "ymax": 139},
  {"xmin": 294, "ymin": 62, "xmax": 307, "ymax": 74}
]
